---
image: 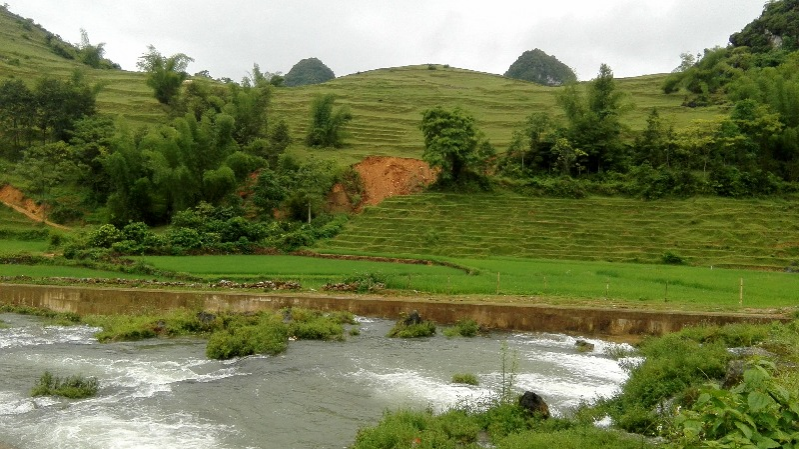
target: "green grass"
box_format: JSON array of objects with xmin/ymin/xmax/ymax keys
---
[
  {"xmin": 0, "ymin": 264, "xmax": 154, "ymax": 279},
  {"xmin": 132, "ymin": 254, "xmax": 465, "ymax": 288},
  {"xmin": 132, "ymin": 253, "xmax": 799, "ymax": 310},
  {"xmin": 316, "ymin": 193, "xmax": 799, "ymax": 270},
  {"xmin": 0, "ymin": 239, "xmax": 49, "ymax": 254}
]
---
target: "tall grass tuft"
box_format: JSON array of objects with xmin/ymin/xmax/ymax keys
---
[{"xmin": 31, "ymin": 371, "xmax": 99, "ymax": 399}]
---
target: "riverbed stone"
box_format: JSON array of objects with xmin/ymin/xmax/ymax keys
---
[{"xmin": 519, "ymin": 391, "xmax": 550, "ymax": 419}]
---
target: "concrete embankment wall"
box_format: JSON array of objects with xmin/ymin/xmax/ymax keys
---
[{"xmin": 0, "ymin": 284, "xmax": 789, "ymax": 337}]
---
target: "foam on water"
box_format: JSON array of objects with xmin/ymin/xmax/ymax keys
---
[
  {"xmin": 7, "ymin": 407, "xmax": 233, "ymax": 449},
  {"xmin": 353, "ymin": 367, "xmax": 494, "ymax": 412},
  {"xmin": 0, "ymin": 324, "xmax": 99, "ymax": 348}
]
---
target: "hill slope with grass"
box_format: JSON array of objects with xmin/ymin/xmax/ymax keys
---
[
  {"xmin": 0, "ymin": 8, "xmax": 166, "ymax": 128},
  {"xmin": 315, "ymin": 192, "xmax": 799, "ymax": 270},
  {"xmin": 1, "ymin": 6, "xmax": 726, "ymax": 165}
]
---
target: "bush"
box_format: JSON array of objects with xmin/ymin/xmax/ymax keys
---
[
  {"xmin": 286, "ymin": 309, "xmax": 348, "ymax": 341},
  {"xmin": 206, "ymin": 314, "xmax": 288, "ymax": 359},
  {"xmin": 387, "ymin": 320, "xmax": 437, "ymax": 338},
  {"xmin": 443, "ymin": 319, "xmax": 480, "ymax": 337},
  {"xmin": 607, "ymin": 333, "xmax": 730, "ymax": 434},
  {"xmin": 31, "ymin": 371, "xmax": 99, "ymax": 399},
  {"xmin": 661, "ymin": 251, "xmax": 685, "ymax": 265},
  {"xmin": 672, "ymin": 361, "xmax": 799, "ymax": 448}
]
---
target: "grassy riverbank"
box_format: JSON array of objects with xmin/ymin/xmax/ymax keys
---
[
  {"xmin": 353, "ymin": 318, "xmax": 799, "ymax": 448},
  {"xmin": 132, "ymin": 254, "xmax": 799, "ymax": 312}
]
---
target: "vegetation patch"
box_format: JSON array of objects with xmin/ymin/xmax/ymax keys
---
[
  {"xmin": 31, "ymin": 371, "xmax": 99, "ymax": 399},
  {"xmin": 443, "ymin": 319, "xmax": 481, "ymax": 338},
  {"xmin": 387, "ymin": 320, "xmax": 437, "ymax": 339},
  {"xmin": 451, "ymin": 373, "xmax": 479, "ymax": 386},
  {"xmin": 206, "ymin": 313, "xmax": 289, "ymax": 360}
]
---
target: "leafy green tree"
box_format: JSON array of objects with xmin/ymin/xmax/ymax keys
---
[
  {"xmin": 283, "ymin": 57, "xmax": 335, "ymax": 87},
  {"xmin": 268, "ymin": 119, "xmax": 291, "ymax": 155},
  {"xmin": 34, "ymin": 71, "xmax": 100, "ymax": 144},
  {"xmin": 552, "ymin": 137, "xmax": 587, "ymax": 176},
  {"xmin": 730, "ymin": 0, "xmax": 799, "ymax": 53},
  {"xmin": 0, "ymin": 78, "xmax": 35, "ymax": 156},
  {"xmin": 14, "ymin": 142, "xmax": 82, "ymax": 200},
  {"xmin": 137, "ymin": 45, "xmax": 194, "ymax": 105},
  {"xmin": 557, "ymin": 64, "xmax": 626, "ymax": 173},
  {"xmin": 634, "ymin": 108, "xmax": 676, "ymax": 168},
  {"xmin": 420, "ymin": 106, "xmax": 491, "ymax": 184},
  {"xmin": 77, "ymin": 29, "xmax": 106, "ymax": 69},
  {"xmin": 305, "ymin": 94, "xmax": 352, "ymax": 148},
  {"xmin": 504, "ymin": 49, "xmax": 577, "ymax": 86},
  {"xmin": 501, "ymin": 112, "xmax": 558, "ymax": 175}
]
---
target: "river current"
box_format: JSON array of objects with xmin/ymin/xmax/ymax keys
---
[{"xmin": 0, "ymin": 313, "xmax": 631, "ymax": 448}]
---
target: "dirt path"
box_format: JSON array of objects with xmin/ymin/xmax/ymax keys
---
[{"xmin": 0, "ymin": 184, "xmax": 69, "ymax": 231}]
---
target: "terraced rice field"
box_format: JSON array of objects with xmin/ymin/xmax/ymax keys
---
[{"xmin": 315, "ymin": 193, "xmax": 799, "ymax": 270}]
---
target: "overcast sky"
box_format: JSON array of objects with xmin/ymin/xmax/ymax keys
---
[{"xmin": 10, "ymin": 1, "xmax": 766, "ymax": 82}]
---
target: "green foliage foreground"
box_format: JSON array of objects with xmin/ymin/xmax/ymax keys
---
[{"xmin": 354, "ymin": 319, "xmax": 799, "ymax": 449}]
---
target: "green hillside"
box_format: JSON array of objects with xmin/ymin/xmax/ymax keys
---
[
  {"xmin": 272, "ymin": 67, "xmax": 727, "ymax": 164},
  {"xmin": 0, "ymin": 7, "xmax": 726, "ymax": 166},
  {"xmin": 0, "ymin": 8, "xmax": 165, "ymax": 128},
  {"xmin": 315, "ymin": 193, "xmax": 799, "ymax": 270}
]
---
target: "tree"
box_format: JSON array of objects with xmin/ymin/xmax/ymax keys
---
[
  {"xmin": 0, "ymin": 78, "xmax": 35, "ymax": 156},
  {"xmin": 557, "ymin": 64, "xmax": 627, "ymax": 173},
  {"xmin": 305, "ymin": 94, "xmax": 352, "ymax": 148},
  {"xmin": 730, "ymin": 0, "xmax": 799, "ymax": 53},
  {"xmin": 420, "ymin": 106, "xmax": 488, "ymax": 184},
  {"xmin": 504, "ymin": 49, "xmax": 577, "ymax": 86},
  {"xmin": 283, "ymin": 57, "xmax": 335, "ymax": 87},
  {"xmin": 634, "ymin": 108, "xmax": 676, "ymax": 168},
  {"xmin": 78, "ymin": 29, "xmax": 106, "ymax": 69},
  {"xmin": 34, "ymin": 71, "xmax": 100, "ymax": 144},
  {"xmin": 137, "ymin": 45, "xmax": 194, "ymax": 105},
  {"xmin": 552, "ymin": 137, "xmax": 587, "ymax": 176}
]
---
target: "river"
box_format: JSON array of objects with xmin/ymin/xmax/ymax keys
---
[{"xmin": 0, "ymin": 313, "xmax": 631, "ymax": 448}]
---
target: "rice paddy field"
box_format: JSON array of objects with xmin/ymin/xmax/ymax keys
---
[
  {"xmin": 132, "ymin": 254, "xmax": 799, "ymax": 312},
  {"xmin": 315, "ymin": 193, "xmax": 799, "ymax": 270}
]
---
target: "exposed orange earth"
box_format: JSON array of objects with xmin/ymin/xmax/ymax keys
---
[{"xmin": 328, "ymin": 156, "xmax": 437, "ymax": 212}]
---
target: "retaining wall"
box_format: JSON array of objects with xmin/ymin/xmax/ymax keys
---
[{"xmin": 0, "ymin": 284, "xmax": 789, "ymax": 337}]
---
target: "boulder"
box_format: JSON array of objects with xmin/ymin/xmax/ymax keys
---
[
  {"xmin": 196, "ymin": 311, "xmax": 216, "ymax": 325},
  {"xmin": 403, "ymin": 310, "xmax": 423, "ymax": 326},
  {"xmin": 575, "ymin": 339, "xmax": 595, "ymax": 352},
  {"xmin": 519, "ymin": 391, "xmax": 550, "ymax": 419}
]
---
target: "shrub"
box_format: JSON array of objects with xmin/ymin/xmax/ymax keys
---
[
  {"xmin": 443, "ymin": 319, "xmax": 480, "ymax": 337},
  {"xmin": 206, "ymin": 314, "xmax": 288, "ymax": 359},
  {"xmin": 607, "ymin": 333, "xmax": 730, "ymax": 434},
  {"xmin": 661, "ymin": 251, "xmax": 685, "ymax": 265},
  {"xmin": 671, "ymin": 361, "xmax": 799, "ymax": 448},
  {"xmin": 387, "ymin": 320, "xmax": 437, "ymax": 338},
  {"xmin": 31, "ymin": 371, "xmax": 99, "ymax": 399}
]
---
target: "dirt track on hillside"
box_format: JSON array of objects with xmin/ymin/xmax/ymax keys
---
[{"xmin": 0, "ymin": 184, "xmax": 69, "ymax": 230}]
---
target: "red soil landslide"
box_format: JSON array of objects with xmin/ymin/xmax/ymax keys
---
[
  {"xmin": 0, "ymin": 184, "xmax": 69, "ymax": 230},
  {"xmin": 353, "ymin": 156, "xmax": 437, "ymax": 207}
]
